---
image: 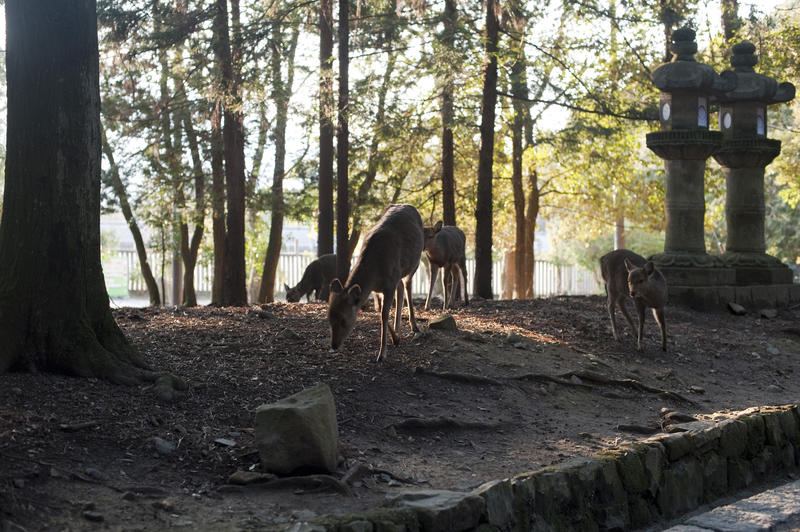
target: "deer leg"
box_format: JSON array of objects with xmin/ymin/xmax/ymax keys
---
[
  {"xmin": 460, "ymin": 258, "xmax": 469, "ymax": 305},
  {"xmin": 378, "ymin": 290, "xmax": 397, "ymax": 361},
  {"xmin": 441, "ymin": 266, "xmax": 450, "ymax": 310},
  {"xmin": 634, "ymin": 298, "xmax": 646, "ymax": 351},
  {"xmin": 425, "ymin": 265, "xmax": 439, "ymax": 311},
  {"xmin": 606, "ymin": 297, "xmax": 619, "ymax": 341},
  {"xmin": 617, "ymin": 296, "xmax": 637, "ymax": 338},
  {"xmin": 449, "ymin": 264, "xmax": 465, "ymax": 308},
  {"xmin": 404, "ymin": 276, "xmax": 419, "ymax": 333},
  {"xmin": 393, "ymin": 282, "xmax": 404, "ymax": 341},
  {"xmin": 653, "ymin": 307, "xmax": 667, "ymax": 351}
]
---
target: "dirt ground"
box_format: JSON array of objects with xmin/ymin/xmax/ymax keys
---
[{"xmin": 1, "ymin": 296, "xmax": 799, "ymax": 531}]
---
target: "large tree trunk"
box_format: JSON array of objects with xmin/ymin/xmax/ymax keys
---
[
  {"xmin": 247, "ymin": 102, "xmax": 270, "ymax": 301},
  {"xmin": 721, "ymin": 0, "xmax": 741, "ymax": 44},
  {"xmin": 0, "ymin": 0, "xmax": 145, "ymax": 380},
  {"xmin": 335, "ymin": 0, "xmax": 350, "ymax": 281},
  {"xmin": 510, "ymin": 23, "xmax": 529, "ymax": 300},
  {"xmin": 101, "ymin": 130, "xmax": 162, "ymax": 306},
  {"xmin": 523, "ymin": 169, "xmax": 539, "ymax": 298},
  {"xmin": 213, "ymin": 0, "xmax": 247, "ymax": 306},
  {"xmin": 440, "ymin": 0, "xmax": 457, "ymax": 227},
  {"xmin": 318, "ymin": 0, "xmax": 335, "ymax": 257},
  {"xmin": 473, "ymin": 0, "xmax": 499, "ymax": 300},
  {"xmin": 259, "ymin": 24, "xmax": 299, "ymax": 303}
]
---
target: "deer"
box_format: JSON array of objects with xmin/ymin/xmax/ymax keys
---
[
  {"xmin": 423, "ymin": 221, "xmax": 469, "ymax": 311},
  {"xmin": 599, "ymin": 249, "xmax": 667, "ymax": 352},
  {"xmin": 285, "ymin": 254, "xmax": 337, "ymax": 302},
  {"xmin": 328, "ymin": 204, "xmax": 424, "ymax": 361}
]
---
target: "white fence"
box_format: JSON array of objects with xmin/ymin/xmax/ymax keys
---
[{"xmin": 107, "ymin": 250, "xmax": 601, "ymax": 302}]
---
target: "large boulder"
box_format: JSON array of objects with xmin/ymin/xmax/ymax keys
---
[{"xmin": 254, "ymin": 383, "xmax": 339, "ymax": 475}]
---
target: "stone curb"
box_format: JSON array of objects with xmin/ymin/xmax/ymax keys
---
[{"xmin": 293, "ymin": 404, "xmax": 800, "ymax": 531}]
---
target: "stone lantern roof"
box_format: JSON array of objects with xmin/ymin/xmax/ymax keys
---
[
  {"xmin": 716, "ymin": 41, "xmax": 795, "ymax": 104},
  {"xmin": 652, "ymin": 27, "xmax": 736, "ymax": 95}
]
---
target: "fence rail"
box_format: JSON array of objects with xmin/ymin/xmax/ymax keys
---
[{"xmin": 105, "ymin": 250, "xmax": 602, "ymax": 303}]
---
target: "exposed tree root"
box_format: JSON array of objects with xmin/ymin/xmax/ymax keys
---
[
  {"xmin": 559, "ymin": 370, "xmax": 698, "ymax": 406},
  {"xmin": 388, "ymin": 416, "xmax": 499, "ymax": 432},
  {"xmin": 616, "ymin": 424, "xmax": 659, "ymax": 435},
  {"xmin": 222, "ymin": 474, "xmax": 352, "ymax": 496},
  {"xmin": 414, "ymin": 366, "xmax": 502, "ymax": 385}
]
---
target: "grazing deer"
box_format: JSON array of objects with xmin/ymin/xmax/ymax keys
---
[
  {"xmin": 599, "ymin": 249, "xmax": 667, "ymax": 352},
  {"xmin": 285, "ymin": 254, "xmax": 337, "ymax": 302},
  {"xmin": 328, "ymin": 204, "xmax": 424, "ymax": 361},
  {"xmin": 423, "ymin": 221, "xmax": 469, "ymax": 311}
]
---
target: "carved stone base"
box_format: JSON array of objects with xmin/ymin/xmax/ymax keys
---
[
  {"xmin": 668, "ymin": 284, "xmax": 800, "ymax": 312},
  {"xmin": 648, "ymin": 252, "xmax": 736, "ymax": 287},
  {"xmin": 721, "ymin": 252, "xmax": 794, "ymax": 285}
]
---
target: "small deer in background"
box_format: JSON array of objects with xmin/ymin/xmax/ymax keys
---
[
  {"xmin": 423, "ymin": 221, "xmax": 469, "ymax": 311},
  {"xmin": 328, "ymin": 204, "xmax": 424, "ymax": 361},
  {"xmin": 285, "ymin": 254, "xmax": 337, "ymax": 302},
  {"xmin": 599, "ymin": 249, "xmax": 667, "ymax": 352}
]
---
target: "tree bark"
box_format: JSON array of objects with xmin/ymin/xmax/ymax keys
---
[
  {"xmin": 101, "ymin": 129, "xmax": 162, "ymax": 306},
  {"xmin": 213, "ymin": 0, "xmax": 247, "ymax": 306},
  {"xmin": 473, "ymin": 0, "xmax": 499, "ymax": 300},
  {"xmin": 523, "ymin": 169, "xmax": 539, "ymax": 298},
  {"xmin": 210, "ymin": 98, "xmax": 226, "ymax": 306},
  {"xmin": 336, "ymin": 0, "xmax": 350, "ymax": 281},
  {"xmin": 721, "ymin": 0, "xmax": 741, "ymax": 44},
  {"xmin": 180, "ymin": 111, "xmax": 206, "ymax": 307},
  {"xmin": 259, "ymin": 24, "xmax": 299, "ymax": 303},
  {"xmin": 318, "ymin": 0, "xmax": 335, "ymax": 257},
  {"xmin": 510, "ymin": 19, "xmax": 529, "ymax": 299},
  {"xmin": 440, "ymin": 0, "xmax": 457, "ymax": 227},
  {"xmin": 0, "ymin": 0, "xmax": 145, "ymax": 380}
]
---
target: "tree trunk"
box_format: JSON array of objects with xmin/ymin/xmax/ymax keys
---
[
  {"xmin": 247, "ymin": 102, "xmax": 269, "ymax": 301},
  {"xmin": 347, "ymin": 50, "xmax": 397, "ymax": 260},
  {"xmin": 336, "ymin": 0, "xmax": 350, "ymax": 281},
  {"xmin": 473, "ymin": 0, "xmax": 499, "ymax": 300},
  {"xmin": 0, "ymin": 0, "xmax": 145, "ymax": 380},
  {"xmin": 259, "ymin": 24, "xmax": 299, "ymax": 303},
  {"xmin": 101, "ymin": 130, "xmax": 162, "ymax": 306},
  {"xmin": 210, "ymin": 98, "xmax": 226, "ymax": 306},
  {"xmin": 523, "ymin": 169, "xmax": 539, "ymax": 298},
  {"xmin": 212, "ymin": 0, "xmax": 247, "ymax": 306},
  {"xmin": 721, "ymin": 0, "xmax": 741, "ymax": 44},
  {"xmin": 180, "ymin": 111, "xmax": 206, "ymax": 307},
  {"xmin": 614, "ymin": 214, "xmax": 625, "ymax": 250},
  {"xmin": 440, "ymin": 0, "xmax": 457, "ymax": 227},
  {"xmin": 318, "ymin": 0, "xmax": 335, "ymax": 257},
  {"xmin": 510, "ymin": 43, "xmax": 528, "ymax": 299}
]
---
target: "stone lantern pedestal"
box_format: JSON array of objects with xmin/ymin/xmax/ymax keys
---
[{"xmin": 713, "ymin": 41, "xmax": 796, "ymax": 290}]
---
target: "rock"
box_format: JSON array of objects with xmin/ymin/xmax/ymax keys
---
[
  {"xmin": 152, "ymin": 437, "xmax": 176, "ymax": 456},
  {"xmin": 766, "ymin": 345, "xmax": 780, "ymax": 356},
  {"xmin": 84, "ymin": 467, "xmax": 107, "ymax": 481},
  {"xmin": 428, "ymin": 314, "xmax": 457, "ymax": 331},
  {"xmin": 766, "ymin": 384, "xmax": 781, "ymax": 393},
  {"xmin": 727, "ymin": 302, "xmax": 747, "ymax": 316},
  {"xmin": 760, "ymin": 308, "xmax": 778, "ymax": 319},
  {"xmin": 277, "ymin": 328, "xmax": 302, "ymax": 341},
  {"xmin": 505, "ymin": 331, "xmax": 524, "ymax": 343},
  {"xmin": 254, "ymin": 383, "xmax": 339, "ymax": 475},
  {"xmin": 82, "ymin": 511, "xmax": 104, "ymax": 523},
  {"xmin": 388, "ymin": 489, "xmax": 485, "ymax": 532}
]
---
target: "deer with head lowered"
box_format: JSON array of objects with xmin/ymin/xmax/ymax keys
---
[
  {"xmin": 599, "ymin": 249, "xmax": 667, "ymax": 352},
  {"xmin": 328, "ymin": 204, "xmax": 424, "ymax": 361},
  {"xmin": 285, "ymin": 254, "xmax": 336, "ymax": 302},
  {"xmin": 423, "ymin": 221, "xmax": 469, "ymax": 311}
]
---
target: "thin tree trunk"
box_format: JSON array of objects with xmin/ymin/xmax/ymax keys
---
[
  {"xmin": 510, "ymin": 27, "xmax": 528, "ymax": 299},
  {"xmin": 210, "ymin": 98, "xmax": 226, "ymax": 306},
  {"xmin": 336, "ymin": 0, "xmax": 350, "ymax": 281},
  {"xmin": 318, "ymin": 0, "xmax": 335, "ymax": 257},
  {"xmin": 247, "ymin": 102, "xmax": 270, "ymax": 301},
  {"xmin": 347, "ymin": 50, "xmax": 397, "ymax": 260},
  {"xmin": 101, "ymin": 129, "xmax": 161, "ymax": 306},
  {"xmin": 523, "ymin": 169, "xmax": 539, "ymax": 298},
  {"xmin": 259, "ymin": 24, "xmax": 299, "ymax": 303},
  {"xmin": 440, "ymin": 0, "xmax": 457, "ymax": 227},
  {"xmin": 0, "ymin": 0, "xmax": 144, "ymax": 379},
  {"xmin": 474, "ymin": 0, "xmax": 499, "ymax": 300},
  {"xmin": 614, "ymin": 214, "xmax": 625, "ymax": 250},
  {"xmin": 180, "ymin": 111, "xmax": 206, "ymax": 307}
]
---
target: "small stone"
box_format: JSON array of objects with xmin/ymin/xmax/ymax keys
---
[
  {"xmin": 760, "ymin": 308, "xmax": 778, "ymax": 319},
  {"xmin": 85, "ymin": 467, "xmax": 107, "ymax": 480},
  {"xmin": 727, "ymin": 302, "xmax": 747, "ymax": 316},
  {"xmin": 152, "ymin": 437, "xmax": 176, "ymax": 456},
  {"xmin": 766, "ymin": 345, "xmax": 780, "ymax": 356},
  {"xmin": 82, "ymin": 511, "xmax": 104, "ymax": 523},
  {"xmin": 429, "ymin": 314, "xmax": 458, "ymax": 331},
  {"xmin": 766, "ymin": 384, "xmax": 781, "ymax": 393},
  {"xmin": 291, "ymin": 509, "xmax": 318, "ymax": 520},
  {"xmin": 122, "ymin": 492, "xmax": 137, "ymax": 501},
  {"xmin": 152, "ymin": 499, "xmax": 176, "ymax": 512},
  {"xmin": 276, "ymin": 328, "xmax": 301, "ymax": 341},
  {"xmin": 570, "ymin": 375, "xmax": 583, "ymax": 385},
  {"xmin": 227, "ymin": 471, "xmax": 277, "ymax": 485},
  {"xmin": 689, "ymin": 385, "xmax": 706, "ymax": 394},
  {"xmin": 214, "ymin": 438, "xmax": 236, "ymax": 447},
  {"xmin": 12, "ymin": 478, "xmax": 24, "ymax": 489}
]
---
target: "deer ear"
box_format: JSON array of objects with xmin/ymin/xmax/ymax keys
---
[
  {"xmin": 624, "ymin": 258, "xmax": 635, "ymax": 273},
  {"xmin": 347, "ymin": 284, "xmax": 362, "ymax": 304},
  {"xmin": 644, "ymin": 261, "xmax": 655, "ymax": 276},
  {"xmin": 330, "ymin": 279, "xmax": 344, "ymax": 294},
  {"xmin": 284, "ymin": 283, "xmax": 290, "ymax": 292},
  {"xmin": 434, "ymin": 221, "xmax": 443, "ymax": 233}
]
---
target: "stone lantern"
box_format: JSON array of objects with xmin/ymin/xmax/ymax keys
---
[
  {"xmin": 713, "ymin": 41, "xmax": 796, "ymax": 286},
  {"xmin": 646, "ymin": 27, "xmax": 736, "ymax": 294}
]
